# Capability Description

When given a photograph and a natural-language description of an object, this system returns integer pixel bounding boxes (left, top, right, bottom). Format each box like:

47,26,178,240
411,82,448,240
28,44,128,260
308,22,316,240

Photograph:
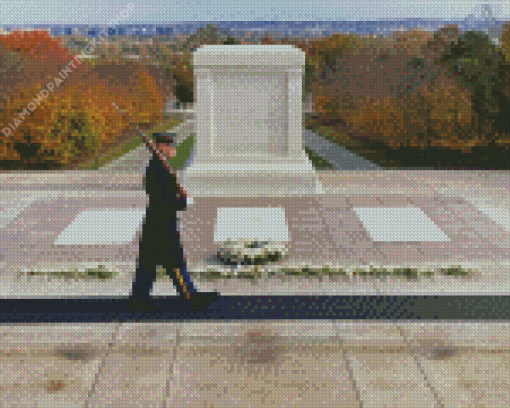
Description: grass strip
75,116,185,170
15,264,479,282
16,265,119,282
194,264,477,282
304,146,335,169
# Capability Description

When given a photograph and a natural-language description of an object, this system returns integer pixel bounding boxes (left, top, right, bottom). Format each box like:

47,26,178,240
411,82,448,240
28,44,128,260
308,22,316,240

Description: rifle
140,132,173,173
113,102,189,200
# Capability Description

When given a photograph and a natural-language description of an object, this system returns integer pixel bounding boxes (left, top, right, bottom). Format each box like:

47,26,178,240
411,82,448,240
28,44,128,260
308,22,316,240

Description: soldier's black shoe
129,298,159,313
185,292,220,310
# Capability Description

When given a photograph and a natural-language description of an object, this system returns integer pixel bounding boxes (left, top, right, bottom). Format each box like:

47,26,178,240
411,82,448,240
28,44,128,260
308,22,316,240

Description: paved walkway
0,321,509,407
0,170,508,298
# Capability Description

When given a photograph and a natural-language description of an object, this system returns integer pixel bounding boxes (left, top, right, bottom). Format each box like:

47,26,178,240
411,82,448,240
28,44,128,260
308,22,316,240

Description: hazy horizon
2,0,509,25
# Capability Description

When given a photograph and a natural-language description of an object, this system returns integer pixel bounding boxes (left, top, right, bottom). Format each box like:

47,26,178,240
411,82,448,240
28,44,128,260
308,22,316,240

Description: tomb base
182,160,323,197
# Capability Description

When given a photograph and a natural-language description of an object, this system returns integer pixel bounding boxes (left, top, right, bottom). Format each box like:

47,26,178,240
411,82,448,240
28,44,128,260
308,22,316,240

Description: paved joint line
396,325,445,405
85,322,123,407
340,337,365,408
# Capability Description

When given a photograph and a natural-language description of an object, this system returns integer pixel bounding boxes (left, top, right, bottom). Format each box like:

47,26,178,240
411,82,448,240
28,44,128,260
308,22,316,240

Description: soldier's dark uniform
130,133,198,300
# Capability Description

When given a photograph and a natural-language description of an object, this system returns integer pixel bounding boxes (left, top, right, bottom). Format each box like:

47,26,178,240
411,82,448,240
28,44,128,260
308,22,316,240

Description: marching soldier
129,132,219,312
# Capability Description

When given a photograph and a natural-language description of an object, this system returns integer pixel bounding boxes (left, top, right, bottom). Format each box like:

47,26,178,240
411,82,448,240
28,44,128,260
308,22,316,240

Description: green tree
223,36,238,45
501,22,510,64
439,30,503,100
182,24,219,52
12,129,42,164
439,30,505,138
490,22,510,137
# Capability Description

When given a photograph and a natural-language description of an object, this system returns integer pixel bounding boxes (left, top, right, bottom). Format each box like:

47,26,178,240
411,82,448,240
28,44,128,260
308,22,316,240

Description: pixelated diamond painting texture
0,0,509,406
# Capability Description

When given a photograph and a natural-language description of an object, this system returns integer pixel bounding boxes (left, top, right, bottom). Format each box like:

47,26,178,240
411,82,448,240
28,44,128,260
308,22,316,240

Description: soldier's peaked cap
152,132,176,143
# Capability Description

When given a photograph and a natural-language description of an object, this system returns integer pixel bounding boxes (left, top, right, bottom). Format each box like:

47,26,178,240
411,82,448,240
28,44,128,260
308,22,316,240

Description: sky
2,0,509,25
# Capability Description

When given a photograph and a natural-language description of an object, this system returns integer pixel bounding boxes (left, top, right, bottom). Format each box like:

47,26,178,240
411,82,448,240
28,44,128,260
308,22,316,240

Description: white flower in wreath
217,239,288,267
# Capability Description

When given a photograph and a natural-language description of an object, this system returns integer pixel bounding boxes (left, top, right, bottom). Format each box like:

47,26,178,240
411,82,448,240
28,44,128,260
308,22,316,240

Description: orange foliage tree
0,29,75,64
395,82,476,152
304,34,359,99
0,29,165,167
1,69,164,166
0,83,45,162
311,79,476,153
392,28,435,58
307,33,359,67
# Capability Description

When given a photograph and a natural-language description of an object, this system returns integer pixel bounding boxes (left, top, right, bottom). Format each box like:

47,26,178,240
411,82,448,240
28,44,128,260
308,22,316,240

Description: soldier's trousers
131,241,198,299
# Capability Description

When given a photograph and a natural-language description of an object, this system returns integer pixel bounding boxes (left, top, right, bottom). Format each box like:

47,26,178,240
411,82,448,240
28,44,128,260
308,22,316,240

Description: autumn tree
305,34,359,102
423,24,461,63
0,29,75,64
1,68,163,168
310,73,476,153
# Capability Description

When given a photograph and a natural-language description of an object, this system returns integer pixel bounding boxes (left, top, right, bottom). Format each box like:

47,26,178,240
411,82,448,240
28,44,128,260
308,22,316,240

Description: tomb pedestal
182,45,322,197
